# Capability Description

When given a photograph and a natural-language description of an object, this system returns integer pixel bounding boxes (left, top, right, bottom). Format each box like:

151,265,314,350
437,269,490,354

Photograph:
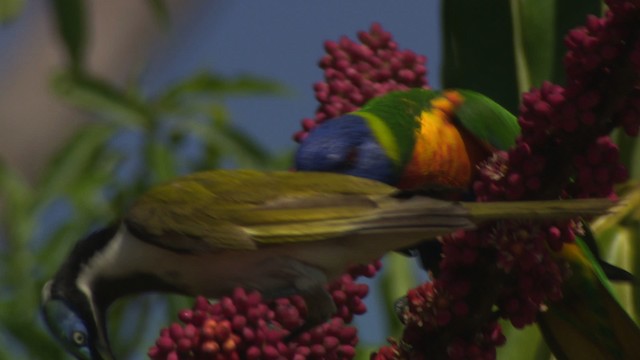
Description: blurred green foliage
0,3,287,359
2,1,640,359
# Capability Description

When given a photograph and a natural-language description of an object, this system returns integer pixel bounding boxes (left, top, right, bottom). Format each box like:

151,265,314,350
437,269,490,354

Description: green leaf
177,118,272,168
442,0,519,113
51,0,86,71
147,0,170,27
354,346,378,360
512,0,555,91
2,316,68,359
263,149,294,171
380,253,418,337
146,139,178,183
52,72,153,127
156,72,286,111
0,0,25,23
498,321,551,360
36,124,116,205
513,0,601,89
216,124,271,164
613,129,640,180
0,160,33,227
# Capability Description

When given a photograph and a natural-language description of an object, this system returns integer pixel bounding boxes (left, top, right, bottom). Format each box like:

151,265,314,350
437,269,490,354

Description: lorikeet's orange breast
397,110,491,191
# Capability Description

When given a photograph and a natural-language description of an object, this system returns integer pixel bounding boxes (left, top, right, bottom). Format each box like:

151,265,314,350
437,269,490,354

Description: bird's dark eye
72,331,87,346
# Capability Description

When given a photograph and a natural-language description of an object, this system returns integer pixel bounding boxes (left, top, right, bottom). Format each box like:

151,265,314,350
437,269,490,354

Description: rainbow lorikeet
294,88,640,358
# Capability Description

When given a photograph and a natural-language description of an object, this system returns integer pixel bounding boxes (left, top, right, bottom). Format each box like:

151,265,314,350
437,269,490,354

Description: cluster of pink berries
293,22,428,142
573,136,628,198
148,289,359,360
149,261,380,359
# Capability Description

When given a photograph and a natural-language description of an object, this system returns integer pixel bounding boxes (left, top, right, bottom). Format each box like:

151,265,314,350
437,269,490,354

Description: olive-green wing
124,170,400,252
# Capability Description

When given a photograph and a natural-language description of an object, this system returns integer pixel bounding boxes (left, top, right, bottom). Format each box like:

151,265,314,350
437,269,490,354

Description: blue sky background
142,1,441,153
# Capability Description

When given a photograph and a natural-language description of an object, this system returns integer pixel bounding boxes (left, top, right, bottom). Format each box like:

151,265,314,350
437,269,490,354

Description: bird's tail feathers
463,198,613,223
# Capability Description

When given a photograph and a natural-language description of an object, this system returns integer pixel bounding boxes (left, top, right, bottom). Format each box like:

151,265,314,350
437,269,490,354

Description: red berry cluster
444,322,506,360
293,23,428,142
573,136,628,198
492,222,573,328
148,289,358,360
149,263,380,359
374,2,640,358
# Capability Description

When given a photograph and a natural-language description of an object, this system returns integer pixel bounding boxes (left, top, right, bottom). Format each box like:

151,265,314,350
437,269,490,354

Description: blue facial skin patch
295,115,398,184
42,299,92,360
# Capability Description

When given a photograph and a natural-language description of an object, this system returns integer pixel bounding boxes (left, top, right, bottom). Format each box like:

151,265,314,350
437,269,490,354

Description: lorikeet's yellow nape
397,91,494,190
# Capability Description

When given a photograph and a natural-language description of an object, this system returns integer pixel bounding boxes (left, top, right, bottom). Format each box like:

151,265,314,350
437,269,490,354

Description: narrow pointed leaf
36,124,116,204
52,72,152,127
51,0,86,71
156,72,286,110
442,0,519,113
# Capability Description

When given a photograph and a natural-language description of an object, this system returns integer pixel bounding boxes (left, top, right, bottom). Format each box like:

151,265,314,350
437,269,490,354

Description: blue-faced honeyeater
40,169,611,359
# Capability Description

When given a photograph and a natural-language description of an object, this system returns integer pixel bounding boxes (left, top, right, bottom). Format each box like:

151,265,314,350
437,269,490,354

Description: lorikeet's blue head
295,115,398,184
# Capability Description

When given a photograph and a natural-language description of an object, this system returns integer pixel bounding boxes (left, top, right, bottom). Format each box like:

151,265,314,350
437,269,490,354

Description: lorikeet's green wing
538,239,640,359
454,89,521,151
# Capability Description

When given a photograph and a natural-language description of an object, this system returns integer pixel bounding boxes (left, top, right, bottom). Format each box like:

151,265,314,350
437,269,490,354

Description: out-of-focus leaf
38,215,104,274
515,0,601,89
146,139,178,183
109,296,155,358
156,72,286,111
216,124,271,164
599,225,638,321
354,346,377,360
147,0,170,27
613,129,640,180
591,182,640,234
592,183,640,322
179,119,271,168
51,0,86,71
498,321,551,360
36,124,116,205
52,72,152,127
264,150,294,171
514,0,555,91
0,0,25,23
442,0,519,113
2,317,67,360
0,159,33,228
380,253,418,337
